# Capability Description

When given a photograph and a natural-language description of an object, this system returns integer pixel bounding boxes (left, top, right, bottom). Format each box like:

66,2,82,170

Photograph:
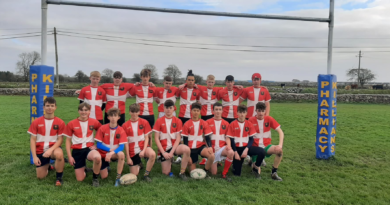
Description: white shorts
213,146,226,163
158,112,176,118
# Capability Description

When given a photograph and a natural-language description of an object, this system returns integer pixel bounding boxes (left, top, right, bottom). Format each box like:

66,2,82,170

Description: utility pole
54,27,59,89
357,50,362,87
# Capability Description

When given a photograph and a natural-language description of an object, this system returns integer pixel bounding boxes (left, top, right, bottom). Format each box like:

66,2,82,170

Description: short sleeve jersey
176,87,201,118
206,118,230,152
226,120,256,148
153,116,183,151
240,86,271,118
154,87,178,112
248,116,280,148
78,85,107,120
95,124,127,157
217,87,243,119
197,85,223,116
129,85,156,116
27,116,66,155
181,119,212,149
63,118,102,149
122,118,152,157
100,83,134,114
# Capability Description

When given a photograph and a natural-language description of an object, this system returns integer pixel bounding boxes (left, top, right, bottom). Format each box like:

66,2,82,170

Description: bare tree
194,74,203,84
163,64,182,84
15,51,41,82
132,73,141,83
101,68,114,83
75,70,88,82
143,64,159,83
347,68,376,87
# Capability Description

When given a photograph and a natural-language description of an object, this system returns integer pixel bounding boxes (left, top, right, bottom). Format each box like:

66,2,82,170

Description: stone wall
1,88,389,104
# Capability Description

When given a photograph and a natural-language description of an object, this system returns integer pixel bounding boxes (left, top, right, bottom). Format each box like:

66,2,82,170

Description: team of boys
28,69,285,187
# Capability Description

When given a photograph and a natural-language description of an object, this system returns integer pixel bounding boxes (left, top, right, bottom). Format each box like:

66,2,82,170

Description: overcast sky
1,0,389,82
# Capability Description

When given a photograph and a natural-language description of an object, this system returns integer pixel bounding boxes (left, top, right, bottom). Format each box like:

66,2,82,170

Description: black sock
93,173,99,179
252,167,258,173
204,168,209,173
272,167,278,174
56,172,63,179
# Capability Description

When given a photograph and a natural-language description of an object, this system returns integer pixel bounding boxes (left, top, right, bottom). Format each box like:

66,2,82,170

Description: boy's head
43,97,57,114
78,102,91,118
206,75,215,89
186,70,195,87
237,104,247,120
213,102,223,118
190,102,201,119
225,75,235,89
113,71,123,85
107,108,121,123
255,102,266,119
140,68,151,83
164,99,175,116
129,103,140,118
252,73,262,87
90,71,101,86
163,76,173,89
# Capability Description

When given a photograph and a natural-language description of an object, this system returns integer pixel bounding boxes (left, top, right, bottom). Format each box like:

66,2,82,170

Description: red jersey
154,87,178,112
218,87,243,119
27,116,66,155
181,119,212,149
95,124,127,158
176,87,201,118
248,116,280,148
226,120,256,148
129,85,156,116
100,83,134,114
78,85,107,120
206,118,230,152
197,85,223,116
122,118,152,157
64,118,102,149
240,86,271,118
153,116,183,151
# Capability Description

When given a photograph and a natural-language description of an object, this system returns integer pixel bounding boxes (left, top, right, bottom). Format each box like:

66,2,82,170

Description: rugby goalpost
34,0,336,161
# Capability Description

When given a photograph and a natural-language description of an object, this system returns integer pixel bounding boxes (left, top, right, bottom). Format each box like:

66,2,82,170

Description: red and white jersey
248,116,280,148
181,119,212,149
129,85,156,116
153,116,183,151
78,85,107,120
197,85,223,116
218,87,243,119
95,124,127,157
176,87,201,118
122,118,152,157
154,87,178,112
240,86,271,118
101,83,134,114
64,118,102,149
206,118,230,152
27,116,66,155
226,120,256,148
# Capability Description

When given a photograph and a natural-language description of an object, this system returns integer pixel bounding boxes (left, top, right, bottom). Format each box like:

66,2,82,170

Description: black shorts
190,145,206,163
71,148,91,169
129,154,142,166
104,113,126,126
36,154,53,168
201,115,214,121
100,158,118,170
139,115,155,129
160,148,178,162
179,117,191,125
223,118,236,124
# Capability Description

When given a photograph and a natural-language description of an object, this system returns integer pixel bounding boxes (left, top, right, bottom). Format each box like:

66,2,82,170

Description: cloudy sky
1,0,389,82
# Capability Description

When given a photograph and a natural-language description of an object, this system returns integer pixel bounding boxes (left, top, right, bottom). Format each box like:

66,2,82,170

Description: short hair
237,104,247,113
107,108,120,117
164,76,173,82
225,75,234,82
256,102,266,111
213,102,222,110
164,99,175,108
140,68,151,77
113,71,123,78
78,102,91,111
44,97,56,106
186,70,195,79
191,102,202,110
90,71,101,78
207,75,215,81
129,103,140,113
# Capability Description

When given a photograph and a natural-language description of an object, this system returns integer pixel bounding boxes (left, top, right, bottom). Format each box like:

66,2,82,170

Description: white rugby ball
120,173,137,185
190,168,206,179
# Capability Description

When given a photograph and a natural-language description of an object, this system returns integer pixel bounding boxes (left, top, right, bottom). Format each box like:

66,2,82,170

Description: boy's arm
276,128,284,148
171,132,181,154
154,132,165,154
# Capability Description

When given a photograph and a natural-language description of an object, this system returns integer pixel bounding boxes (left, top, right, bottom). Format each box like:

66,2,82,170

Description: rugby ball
190,168,206,179
120,173,137,185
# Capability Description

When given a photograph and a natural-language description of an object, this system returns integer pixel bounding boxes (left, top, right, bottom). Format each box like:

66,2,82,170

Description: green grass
0,96,389,204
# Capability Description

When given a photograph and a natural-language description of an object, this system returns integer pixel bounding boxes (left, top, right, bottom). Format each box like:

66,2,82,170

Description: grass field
0,96,389,204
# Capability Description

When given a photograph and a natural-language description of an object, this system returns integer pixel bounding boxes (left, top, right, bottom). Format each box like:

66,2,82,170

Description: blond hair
140,68,151,77
90,71,101,78
207,75,215,81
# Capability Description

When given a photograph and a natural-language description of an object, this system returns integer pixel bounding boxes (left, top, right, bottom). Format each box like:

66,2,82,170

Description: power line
57,33,390,53
0,28,40,30
0,31,52,36
0,34,53,40
57,30,390,49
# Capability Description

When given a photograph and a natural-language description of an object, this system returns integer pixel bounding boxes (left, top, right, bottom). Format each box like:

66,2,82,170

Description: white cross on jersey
189,121,203,149
212,120,225,150
235,122,247,147
36,119,57,152
159,118,174,149
83,87,102,119
128,121,145,154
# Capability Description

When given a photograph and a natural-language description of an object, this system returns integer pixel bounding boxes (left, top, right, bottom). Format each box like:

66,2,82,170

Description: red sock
222,157,233,175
